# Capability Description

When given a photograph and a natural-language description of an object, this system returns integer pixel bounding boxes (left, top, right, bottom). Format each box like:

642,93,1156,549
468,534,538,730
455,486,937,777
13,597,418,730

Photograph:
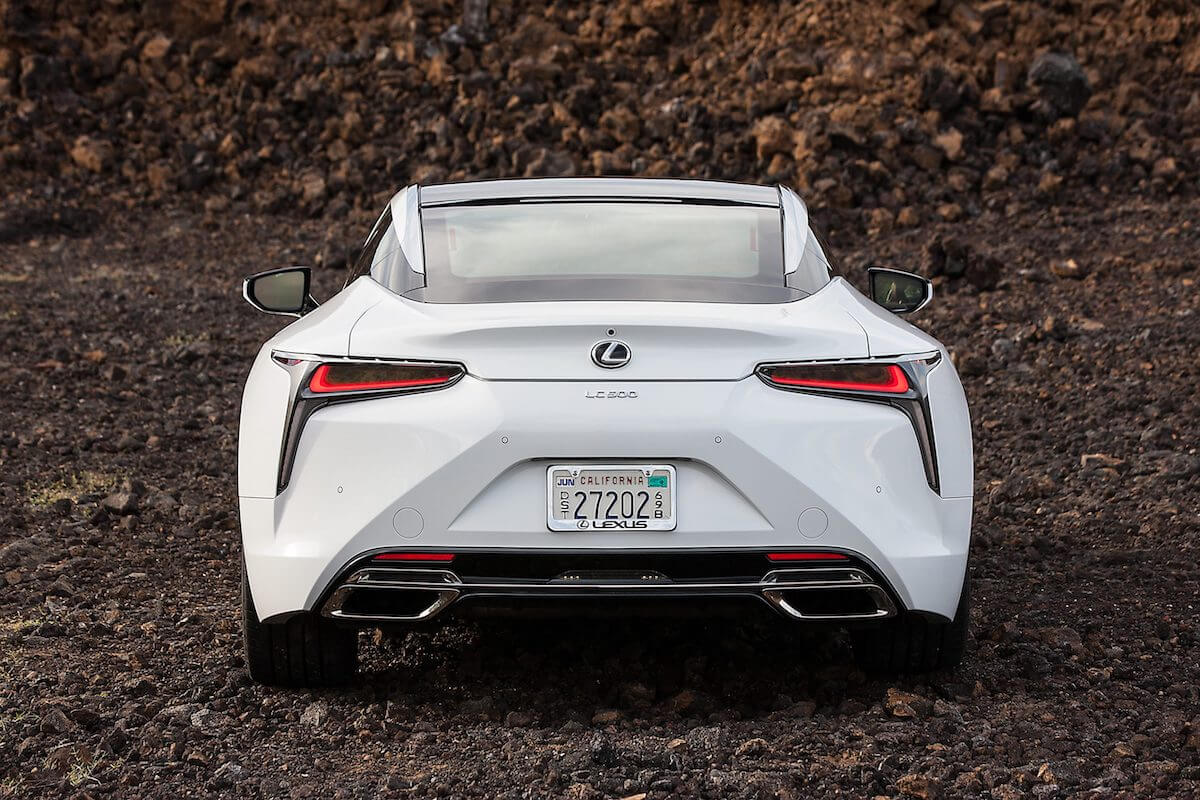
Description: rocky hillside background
2,0,1198,240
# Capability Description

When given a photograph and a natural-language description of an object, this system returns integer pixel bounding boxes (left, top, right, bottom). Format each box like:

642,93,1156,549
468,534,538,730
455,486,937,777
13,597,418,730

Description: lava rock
1050,258,1089,279
70,137,114,174
885,688,933,718
0,539,46,569
1028,52,1092,118
19,54,66,96
300,702,329,727
101,492,139,515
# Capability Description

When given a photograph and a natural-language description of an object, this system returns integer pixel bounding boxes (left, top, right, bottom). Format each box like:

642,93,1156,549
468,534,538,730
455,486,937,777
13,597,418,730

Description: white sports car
237,178,973,686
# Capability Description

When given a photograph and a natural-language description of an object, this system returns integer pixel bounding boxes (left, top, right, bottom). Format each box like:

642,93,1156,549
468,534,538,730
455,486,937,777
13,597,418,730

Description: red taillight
373,553,455,562
759,363,909,394
308,362,463,394
767,552,850,562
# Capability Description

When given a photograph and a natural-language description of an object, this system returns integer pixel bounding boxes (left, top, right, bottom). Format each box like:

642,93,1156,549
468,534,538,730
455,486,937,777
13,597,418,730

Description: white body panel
346,277,870,380
238,276,973,622
237,280,383,498
926,354,974,499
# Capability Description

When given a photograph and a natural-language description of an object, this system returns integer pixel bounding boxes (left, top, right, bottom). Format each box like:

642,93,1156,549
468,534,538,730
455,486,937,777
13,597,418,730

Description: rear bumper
240,375,972,621
317,551,899,625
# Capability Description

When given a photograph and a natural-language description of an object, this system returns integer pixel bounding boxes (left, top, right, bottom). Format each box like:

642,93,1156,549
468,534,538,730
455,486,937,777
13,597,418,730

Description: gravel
0,195,1195,798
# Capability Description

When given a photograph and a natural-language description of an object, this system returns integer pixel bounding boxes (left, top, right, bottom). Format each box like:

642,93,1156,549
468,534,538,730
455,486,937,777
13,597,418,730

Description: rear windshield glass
408,202,805,303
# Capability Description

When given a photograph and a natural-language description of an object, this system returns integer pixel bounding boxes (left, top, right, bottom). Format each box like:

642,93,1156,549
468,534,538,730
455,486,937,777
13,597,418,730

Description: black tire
242,563,357,687
851,574,969,674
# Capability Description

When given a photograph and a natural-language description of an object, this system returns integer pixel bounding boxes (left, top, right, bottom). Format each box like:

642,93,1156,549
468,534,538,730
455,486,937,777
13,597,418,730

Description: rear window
408,202,804,303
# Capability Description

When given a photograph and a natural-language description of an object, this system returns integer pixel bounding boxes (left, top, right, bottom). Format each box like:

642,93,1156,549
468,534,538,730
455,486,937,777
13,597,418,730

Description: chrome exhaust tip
321,569,460,622
761,568,897,620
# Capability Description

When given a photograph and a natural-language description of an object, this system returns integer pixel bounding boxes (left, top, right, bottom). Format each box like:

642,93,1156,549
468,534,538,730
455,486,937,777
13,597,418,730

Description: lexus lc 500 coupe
237,178,972,686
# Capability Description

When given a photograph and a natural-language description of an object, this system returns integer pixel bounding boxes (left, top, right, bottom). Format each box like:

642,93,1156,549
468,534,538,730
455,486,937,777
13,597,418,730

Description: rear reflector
767,552,850,562
373,553,455,562
309,362,463,394
759,363,909,394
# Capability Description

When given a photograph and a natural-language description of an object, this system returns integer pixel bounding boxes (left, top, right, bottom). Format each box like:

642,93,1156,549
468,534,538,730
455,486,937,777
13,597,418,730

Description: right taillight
757,362,910,394
757,357,941,494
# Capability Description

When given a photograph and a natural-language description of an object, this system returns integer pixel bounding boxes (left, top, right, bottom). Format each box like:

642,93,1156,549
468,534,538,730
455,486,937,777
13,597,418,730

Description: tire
242,563,357,687
851,574,969,674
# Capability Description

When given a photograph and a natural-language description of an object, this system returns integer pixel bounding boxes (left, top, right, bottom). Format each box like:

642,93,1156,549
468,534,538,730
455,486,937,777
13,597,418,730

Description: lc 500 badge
585,390,638,398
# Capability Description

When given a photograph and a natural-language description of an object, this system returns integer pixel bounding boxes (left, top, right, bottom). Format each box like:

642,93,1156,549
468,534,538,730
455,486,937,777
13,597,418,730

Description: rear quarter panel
237,279,384,498
927,357,974,499
238,345,292,498
826,278,973,498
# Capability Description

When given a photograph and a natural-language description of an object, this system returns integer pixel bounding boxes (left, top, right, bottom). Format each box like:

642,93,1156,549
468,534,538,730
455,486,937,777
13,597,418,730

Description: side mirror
242,267,315,316
868,267,932,314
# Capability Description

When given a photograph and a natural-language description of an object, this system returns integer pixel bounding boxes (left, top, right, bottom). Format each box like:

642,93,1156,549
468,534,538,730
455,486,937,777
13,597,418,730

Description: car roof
419,177,781,208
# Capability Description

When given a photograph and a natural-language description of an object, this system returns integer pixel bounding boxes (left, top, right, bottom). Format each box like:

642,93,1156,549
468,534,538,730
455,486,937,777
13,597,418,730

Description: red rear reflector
309,362,461,393
373,553,455,562
767,552,849,562
760,363,909,394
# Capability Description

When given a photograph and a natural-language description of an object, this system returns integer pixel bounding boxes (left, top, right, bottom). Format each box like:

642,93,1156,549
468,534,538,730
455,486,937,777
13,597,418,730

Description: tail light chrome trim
756,355,942,493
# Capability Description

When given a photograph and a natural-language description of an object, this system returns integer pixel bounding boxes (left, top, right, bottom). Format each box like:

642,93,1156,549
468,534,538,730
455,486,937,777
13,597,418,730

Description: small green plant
27,470,114,508
163,331,210,348
0,710,29,733
69,263,132,284
0,617,41,634
0,776,28,797
67,755,105,789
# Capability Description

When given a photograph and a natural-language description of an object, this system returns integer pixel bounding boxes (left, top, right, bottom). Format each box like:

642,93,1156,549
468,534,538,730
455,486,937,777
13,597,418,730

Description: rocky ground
0,196,1196,799
2,0,1200,798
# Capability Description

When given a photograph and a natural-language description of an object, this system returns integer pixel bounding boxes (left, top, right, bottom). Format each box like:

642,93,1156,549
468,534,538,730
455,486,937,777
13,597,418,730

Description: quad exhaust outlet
320,564,898,623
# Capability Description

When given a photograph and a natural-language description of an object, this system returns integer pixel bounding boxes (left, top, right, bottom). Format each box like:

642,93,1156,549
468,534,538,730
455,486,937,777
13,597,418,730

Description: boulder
1028,52,1091,118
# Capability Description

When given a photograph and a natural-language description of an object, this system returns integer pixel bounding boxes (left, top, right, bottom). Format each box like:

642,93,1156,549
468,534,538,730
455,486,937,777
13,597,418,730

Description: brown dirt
1,1,1199,798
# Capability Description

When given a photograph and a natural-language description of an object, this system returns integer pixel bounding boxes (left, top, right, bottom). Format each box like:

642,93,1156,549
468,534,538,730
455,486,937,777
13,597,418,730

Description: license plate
547,464,676,531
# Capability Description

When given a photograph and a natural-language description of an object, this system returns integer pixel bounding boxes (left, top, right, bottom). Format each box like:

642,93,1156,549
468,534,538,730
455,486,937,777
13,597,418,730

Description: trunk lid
347,279,868,380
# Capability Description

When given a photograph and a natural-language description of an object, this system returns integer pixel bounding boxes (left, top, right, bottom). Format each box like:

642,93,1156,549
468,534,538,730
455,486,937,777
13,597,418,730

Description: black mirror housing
868,267,932,314
243,267,315,316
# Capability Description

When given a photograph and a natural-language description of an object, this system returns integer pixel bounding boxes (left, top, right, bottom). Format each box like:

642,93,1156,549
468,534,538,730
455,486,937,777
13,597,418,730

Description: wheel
242,562,358,687
851,574,969,674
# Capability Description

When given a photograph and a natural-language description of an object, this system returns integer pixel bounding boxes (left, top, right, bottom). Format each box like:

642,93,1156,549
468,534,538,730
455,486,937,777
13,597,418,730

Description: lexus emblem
591,340,631,369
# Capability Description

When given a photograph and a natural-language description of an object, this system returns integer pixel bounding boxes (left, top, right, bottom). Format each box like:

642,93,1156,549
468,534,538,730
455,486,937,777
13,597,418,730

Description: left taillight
269,356,466,494
757,362,910,395
308,362,463,394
